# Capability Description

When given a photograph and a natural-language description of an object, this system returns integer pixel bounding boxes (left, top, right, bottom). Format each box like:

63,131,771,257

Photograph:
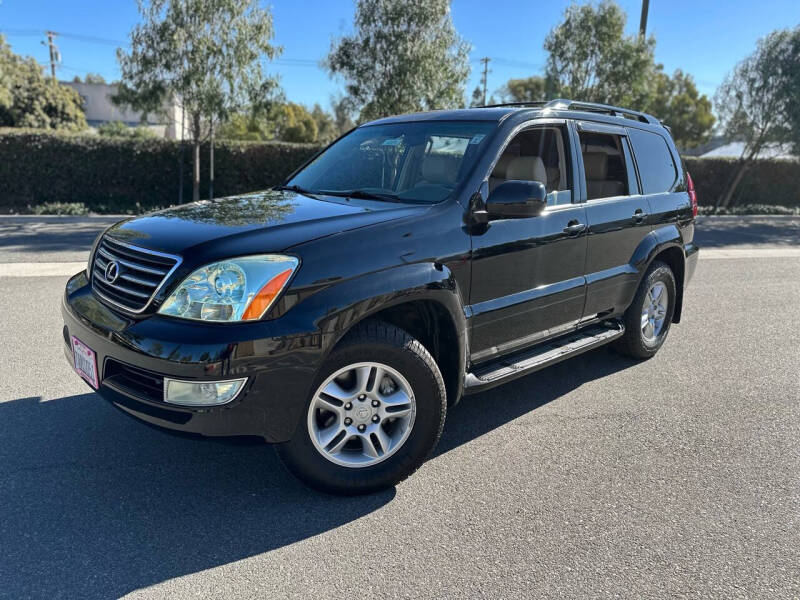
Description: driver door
468,122,588,364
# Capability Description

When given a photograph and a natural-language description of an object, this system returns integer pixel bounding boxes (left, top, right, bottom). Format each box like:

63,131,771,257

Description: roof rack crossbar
473,99,659,125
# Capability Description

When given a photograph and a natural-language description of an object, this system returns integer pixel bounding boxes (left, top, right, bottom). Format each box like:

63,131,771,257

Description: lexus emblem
104,260,120,283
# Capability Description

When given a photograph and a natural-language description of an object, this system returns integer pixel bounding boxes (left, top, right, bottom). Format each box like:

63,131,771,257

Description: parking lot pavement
0,216,798,599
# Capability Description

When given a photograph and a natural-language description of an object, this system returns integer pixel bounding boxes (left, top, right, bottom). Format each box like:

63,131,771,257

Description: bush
697,204,800,216
0,128,322,213
2,128,799,214
97,121,156,139
684,156,800,208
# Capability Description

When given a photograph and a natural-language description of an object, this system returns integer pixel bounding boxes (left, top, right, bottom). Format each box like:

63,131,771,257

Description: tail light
687,172,698,217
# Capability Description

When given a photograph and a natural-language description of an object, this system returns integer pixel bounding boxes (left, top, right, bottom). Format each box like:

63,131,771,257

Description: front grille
91,236,181,313
103,359,164,404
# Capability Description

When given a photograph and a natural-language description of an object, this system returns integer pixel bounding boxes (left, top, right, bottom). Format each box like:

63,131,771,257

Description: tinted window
288,121,494,204
628,128,677,194
490,126,573,206
578,131,629,200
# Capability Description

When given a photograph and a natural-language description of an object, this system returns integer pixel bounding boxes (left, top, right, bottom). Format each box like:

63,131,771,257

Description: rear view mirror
486,180,547,219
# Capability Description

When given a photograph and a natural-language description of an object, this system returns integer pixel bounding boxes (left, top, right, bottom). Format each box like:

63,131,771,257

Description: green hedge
0,128,322,213
2,129,799,212
684,156,800,208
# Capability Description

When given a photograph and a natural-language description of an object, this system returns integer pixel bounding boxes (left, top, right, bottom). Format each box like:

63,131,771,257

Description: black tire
614,260,676,359
276,320,447,495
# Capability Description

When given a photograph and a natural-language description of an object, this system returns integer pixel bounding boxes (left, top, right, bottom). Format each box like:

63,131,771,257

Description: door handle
632,208,648,223
563,222,586,235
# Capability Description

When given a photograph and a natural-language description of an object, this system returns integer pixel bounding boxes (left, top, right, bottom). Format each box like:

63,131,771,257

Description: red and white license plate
71,336,99,389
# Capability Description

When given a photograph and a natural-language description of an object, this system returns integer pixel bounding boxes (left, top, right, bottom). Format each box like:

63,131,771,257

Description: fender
275,259,469,401
627,225,687,321
309,261,467,349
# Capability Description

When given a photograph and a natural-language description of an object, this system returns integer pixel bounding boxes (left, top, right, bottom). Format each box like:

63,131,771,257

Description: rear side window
578,131,629,200
628,128,678,194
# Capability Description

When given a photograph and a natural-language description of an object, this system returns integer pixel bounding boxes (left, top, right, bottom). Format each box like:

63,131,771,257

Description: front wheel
614,260,676,359
276,321,447,495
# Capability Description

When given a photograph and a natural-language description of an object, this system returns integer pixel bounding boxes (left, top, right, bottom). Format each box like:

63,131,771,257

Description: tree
116,0,280,201
469,85,483,107
275,103,318,143
541,1,714,148
218,102,327,143
327,0,470,122
499,76,546,103
544,0,656,107
774,27,800,157
74,73,107,85
217,111,273,141
0,35,87,131
647,69,714,150
714,29,797,207
310,104,338,143
331,95,355,133
97,120,155,138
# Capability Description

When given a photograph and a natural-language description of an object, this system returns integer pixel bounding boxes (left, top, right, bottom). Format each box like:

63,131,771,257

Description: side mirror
486,180,547,219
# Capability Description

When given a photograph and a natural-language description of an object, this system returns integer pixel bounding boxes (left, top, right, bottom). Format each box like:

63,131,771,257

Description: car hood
105,190,428,256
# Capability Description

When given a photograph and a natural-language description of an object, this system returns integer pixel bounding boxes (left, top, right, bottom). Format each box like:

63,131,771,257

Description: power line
1,28,125,46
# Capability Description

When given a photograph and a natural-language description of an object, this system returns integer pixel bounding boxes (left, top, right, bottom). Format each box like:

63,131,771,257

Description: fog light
163,377,247,406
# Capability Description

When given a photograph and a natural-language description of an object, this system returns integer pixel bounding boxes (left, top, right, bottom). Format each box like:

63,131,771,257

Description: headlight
158,255,298,322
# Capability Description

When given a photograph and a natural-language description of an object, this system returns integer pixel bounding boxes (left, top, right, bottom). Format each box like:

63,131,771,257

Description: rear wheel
614,260,676,359
276,320,447,495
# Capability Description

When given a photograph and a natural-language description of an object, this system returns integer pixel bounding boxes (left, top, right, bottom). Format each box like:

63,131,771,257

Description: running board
463,322,625,394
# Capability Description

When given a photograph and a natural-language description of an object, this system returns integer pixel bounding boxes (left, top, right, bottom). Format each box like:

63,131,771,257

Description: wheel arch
631,227,687,323
313,263,469,407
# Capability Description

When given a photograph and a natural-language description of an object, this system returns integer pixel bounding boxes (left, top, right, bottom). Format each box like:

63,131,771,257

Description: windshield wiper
273,184,321,199
318,189,404,203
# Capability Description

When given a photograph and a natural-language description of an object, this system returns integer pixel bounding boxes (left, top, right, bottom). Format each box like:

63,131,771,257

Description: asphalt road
0,216,798,599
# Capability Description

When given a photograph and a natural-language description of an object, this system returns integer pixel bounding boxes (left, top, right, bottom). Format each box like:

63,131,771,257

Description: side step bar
463,322,625,395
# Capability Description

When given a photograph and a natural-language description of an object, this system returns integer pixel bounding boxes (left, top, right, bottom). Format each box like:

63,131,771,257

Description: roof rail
474,99,660,125
544,99,660,125
479,101,549,109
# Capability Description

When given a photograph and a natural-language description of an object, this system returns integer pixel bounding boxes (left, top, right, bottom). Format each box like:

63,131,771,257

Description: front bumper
62,271,326,442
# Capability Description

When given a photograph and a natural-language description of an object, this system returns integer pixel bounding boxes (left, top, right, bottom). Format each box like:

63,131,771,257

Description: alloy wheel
641,282,668,342
307,362,416,468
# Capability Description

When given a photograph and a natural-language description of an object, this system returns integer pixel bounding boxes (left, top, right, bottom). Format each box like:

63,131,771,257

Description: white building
63,81,185,140
699,141,795,160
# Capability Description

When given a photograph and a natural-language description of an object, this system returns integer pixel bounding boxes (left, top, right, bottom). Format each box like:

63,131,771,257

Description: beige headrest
505,156,547,183
583,153,608,179
491,153,516,178
422,155,457,184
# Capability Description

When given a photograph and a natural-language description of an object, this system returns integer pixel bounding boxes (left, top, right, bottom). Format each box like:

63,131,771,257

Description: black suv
63,99,699,494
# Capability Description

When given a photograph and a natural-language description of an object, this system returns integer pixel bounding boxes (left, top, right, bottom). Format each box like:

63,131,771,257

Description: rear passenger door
626,126,692,231
574,121,652,321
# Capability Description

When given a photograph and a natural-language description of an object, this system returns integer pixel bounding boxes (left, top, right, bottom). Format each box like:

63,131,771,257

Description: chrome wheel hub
641,282,668,342
307,362,416,468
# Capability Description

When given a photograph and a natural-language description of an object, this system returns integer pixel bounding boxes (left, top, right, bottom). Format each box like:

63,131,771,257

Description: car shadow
0,346,636,598
436,346,639,456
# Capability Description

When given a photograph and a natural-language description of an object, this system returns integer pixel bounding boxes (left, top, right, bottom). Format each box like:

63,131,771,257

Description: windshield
287,121,495,204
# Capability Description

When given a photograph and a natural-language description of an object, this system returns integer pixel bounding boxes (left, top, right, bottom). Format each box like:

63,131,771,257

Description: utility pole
43,31,60,79
639,0,650,37
480,57,491,106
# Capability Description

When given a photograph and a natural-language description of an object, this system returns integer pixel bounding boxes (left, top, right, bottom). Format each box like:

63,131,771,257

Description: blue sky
2,0,799,111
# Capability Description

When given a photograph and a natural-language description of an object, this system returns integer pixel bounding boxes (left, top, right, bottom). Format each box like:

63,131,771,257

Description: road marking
700,248,800,259
0,262,86,277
